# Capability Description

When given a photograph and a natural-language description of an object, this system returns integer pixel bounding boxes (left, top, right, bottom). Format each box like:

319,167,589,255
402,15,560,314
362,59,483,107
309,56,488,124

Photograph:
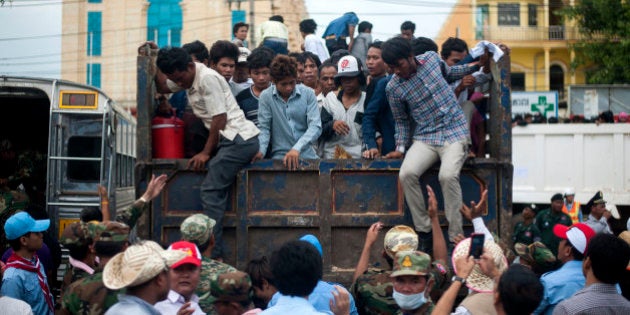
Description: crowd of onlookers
513,110,629,127
2,10,629,315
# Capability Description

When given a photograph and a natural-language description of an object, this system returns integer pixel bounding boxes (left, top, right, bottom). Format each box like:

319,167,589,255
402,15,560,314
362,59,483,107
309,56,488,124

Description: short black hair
246,256,275,289
299,19,317,34
94,240,126,258
270,55,297,81
233,22,249,35
588,233,630,284
441,37,469,60
270,240,322,297
381,37,412,65
182,40,210,64
368,40,382,50
8,232,31,251
248,46,275,70
209,40,239,65
302,51,322,68
329,49,350,65
411,37,438,55
269,15,284,23
80,207,102,223
318,61,336,76
498,264,543,315
358,21,373,33
65,241,92,261
401,21,416,32
157,47,192,74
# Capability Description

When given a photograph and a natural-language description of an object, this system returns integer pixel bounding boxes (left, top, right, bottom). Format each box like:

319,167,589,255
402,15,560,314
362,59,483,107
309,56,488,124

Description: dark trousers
200,134,259,259
326,37,348,55
262,38,288,55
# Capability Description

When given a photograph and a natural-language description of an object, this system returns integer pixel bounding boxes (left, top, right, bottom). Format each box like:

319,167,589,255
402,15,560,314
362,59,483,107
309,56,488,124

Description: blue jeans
201,134,259,258
262,38,288,55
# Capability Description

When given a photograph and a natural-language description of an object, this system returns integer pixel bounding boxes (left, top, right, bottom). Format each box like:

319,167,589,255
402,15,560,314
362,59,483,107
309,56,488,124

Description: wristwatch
452,276,466,284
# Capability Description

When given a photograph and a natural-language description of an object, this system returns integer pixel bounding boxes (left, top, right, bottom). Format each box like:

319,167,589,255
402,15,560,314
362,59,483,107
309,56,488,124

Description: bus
0,76,136,265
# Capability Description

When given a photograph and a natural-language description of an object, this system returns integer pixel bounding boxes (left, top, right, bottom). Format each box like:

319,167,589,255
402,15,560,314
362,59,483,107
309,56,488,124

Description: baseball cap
390,250,431,277
335,55,362,78
383,225,418,259
238,47,251,63
60,221,94,247
168,241,202,269
211,271,253,303
4,211,50,240
180,214,216,245
553,223,595,254
299,234,323,257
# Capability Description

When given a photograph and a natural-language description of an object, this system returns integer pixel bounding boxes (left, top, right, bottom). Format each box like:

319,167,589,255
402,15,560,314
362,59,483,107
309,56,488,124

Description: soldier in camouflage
113,174,168,229
351,186,451,315
180,213,237,314
514,241,559,277
211,271,262,314
58,221,130,315
59,221,98,295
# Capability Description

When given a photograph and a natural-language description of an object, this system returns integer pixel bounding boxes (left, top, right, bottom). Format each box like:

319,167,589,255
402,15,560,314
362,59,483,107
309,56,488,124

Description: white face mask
392,288,427,310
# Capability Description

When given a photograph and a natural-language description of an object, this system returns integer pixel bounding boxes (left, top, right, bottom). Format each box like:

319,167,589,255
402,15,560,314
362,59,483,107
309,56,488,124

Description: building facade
61,0,307,108
436,0,589,106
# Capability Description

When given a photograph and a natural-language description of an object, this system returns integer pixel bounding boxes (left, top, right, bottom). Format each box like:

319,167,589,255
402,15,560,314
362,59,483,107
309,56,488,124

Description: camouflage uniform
58,221,130,315
60,222,97,295
514,241,558,276
180,213,238,314
114,200,148,229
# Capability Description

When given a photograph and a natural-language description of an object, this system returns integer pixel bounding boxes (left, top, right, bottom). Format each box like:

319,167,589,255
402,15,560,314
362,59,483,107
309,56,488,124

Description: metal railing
478,25,603,41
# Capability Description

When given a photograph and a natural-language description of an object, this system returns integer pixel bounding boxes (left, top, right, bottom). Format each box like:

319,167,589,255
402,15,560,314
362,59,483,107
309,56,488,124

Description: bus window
67,136,101,181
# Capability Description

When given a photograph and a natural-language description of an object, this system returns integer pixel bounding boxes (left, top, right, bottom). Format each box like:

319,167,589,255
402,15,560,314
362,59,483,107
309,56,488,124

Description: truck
512,123,630,227
132,53,514,285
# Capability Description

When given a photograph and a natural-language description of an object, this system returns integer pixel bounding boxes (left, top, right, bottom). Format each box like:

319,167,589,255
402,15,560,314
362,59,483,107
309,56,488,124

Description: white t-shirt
320,91,365,159
304,34,330,63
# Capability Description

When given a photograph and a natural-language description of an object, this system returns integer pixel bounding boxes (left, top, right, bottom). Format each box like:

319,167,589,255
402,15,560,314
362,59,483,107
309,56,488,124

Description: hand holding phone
469,233,485,259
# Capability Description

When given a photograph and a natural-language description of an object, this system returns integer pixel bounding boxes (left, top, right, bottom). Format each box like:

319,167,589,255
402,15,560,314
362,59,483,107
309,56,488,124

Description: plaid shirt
386,51,475,149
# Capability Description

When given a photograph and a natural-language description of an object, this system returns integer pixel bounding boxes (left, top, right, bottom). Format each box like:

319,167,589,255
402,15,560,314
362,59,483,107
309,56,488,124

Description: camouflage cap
384,225,418,259
88,221,130,243
391,250,431,277
180,214,216,244
60,221,94,247
211,271,252,303
514,242,556,268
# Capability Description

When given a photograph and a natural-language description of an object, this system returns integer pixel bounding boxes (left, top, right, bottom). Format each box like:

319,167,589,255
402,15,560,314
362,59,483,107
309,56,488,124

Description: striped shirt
553,283,630,315
386,51,474,149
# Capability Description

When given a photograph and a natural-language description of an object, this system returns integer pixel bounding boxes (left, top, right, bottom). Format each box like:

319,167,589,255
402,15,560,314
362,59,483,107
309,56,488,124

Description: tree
560,0,630,84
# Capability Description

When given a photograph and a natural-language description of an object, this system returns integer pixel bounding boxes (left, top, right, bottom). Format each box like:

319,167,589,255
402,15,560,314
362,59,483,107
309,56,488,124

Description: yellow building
436,0,589,104
61,0,307,108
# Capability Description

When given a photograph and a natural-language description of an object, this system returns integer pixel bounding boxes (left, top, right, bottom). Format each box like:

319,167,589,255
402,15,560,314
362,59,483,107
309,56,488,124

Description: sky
0,0,456,78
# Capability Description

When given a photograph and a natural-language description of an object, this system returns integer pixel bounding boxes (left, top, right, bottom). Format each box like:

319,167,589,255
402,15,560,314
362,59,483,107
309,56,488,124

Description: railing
478,25,603,42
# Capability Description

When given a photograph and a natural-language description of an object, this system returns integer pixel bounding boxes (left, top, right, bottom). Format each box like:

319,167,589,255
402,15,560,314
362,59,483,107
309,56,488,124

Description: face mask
392,288,427,310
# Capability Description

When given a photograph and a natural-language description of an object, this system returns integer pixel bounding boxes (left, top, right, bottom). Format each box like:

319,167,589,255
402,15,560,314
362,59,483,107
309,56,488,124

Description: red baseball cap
167,241,202,269
553,223,595,254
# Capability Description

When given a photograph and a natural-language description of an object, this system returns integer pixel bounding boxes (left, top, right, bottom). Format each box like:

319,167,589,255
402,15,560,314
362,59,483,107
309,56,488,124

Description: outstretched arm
427,186,447,264
431,255,476,315
460,189,493,242
352,222,383,283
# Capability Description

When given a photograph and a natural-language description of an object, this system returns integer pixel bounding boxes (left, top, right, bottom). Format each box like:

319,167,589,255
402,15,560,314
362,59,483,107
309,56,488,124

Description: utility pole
249,0,256,47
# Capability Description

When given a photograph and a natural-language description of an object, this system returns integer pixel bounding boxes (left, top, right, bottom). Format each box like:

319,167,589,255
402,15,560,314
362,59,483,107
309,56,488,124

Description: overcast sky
0,0,455,78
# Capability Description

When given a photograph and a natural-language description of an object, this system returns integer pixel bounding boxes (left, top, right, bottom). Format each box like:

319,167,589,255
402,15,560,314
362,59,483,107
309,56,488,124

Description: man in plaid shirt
381,37,483,245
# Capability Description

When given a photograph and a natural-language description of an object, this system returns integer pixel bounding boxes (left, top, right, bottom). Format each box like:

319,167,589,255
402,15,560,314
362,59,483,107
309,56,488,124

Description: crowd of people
512,110,629,126
2,11,629,315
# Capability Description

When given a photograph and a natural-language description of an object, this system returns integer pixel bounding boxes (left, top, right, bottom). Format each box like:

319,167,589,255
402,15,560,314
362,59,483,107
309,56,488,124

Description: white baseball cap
238,47,251,63
335,55,362,78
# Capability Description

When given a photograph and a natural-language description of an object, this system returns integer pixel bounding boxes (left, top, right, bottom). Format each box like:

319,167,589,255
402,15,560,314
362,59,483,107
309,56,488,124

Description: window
68,136,101,181
498,3,520,26
147,0,183,47
475,4,490,40
86,63,101,88
528,4,538,26
87,11,102,56
512,73,525,91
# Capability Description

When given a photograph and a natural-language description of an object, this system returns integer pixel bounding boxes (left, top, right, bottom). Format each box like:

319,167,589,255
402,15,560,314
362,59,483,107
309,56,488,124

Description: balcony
477,25,597,42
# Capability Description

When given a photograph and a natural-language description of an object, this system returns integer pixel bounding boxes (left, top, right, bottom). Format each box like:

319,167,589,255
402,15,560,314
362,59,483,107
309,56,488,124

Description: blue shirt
105,294,161,315
257,83,321,159
362,75,395,155
264,293,328,315
1,261,53,315
267,281,358,315
534,260,585,315
386,51,476,149
322,12,359,38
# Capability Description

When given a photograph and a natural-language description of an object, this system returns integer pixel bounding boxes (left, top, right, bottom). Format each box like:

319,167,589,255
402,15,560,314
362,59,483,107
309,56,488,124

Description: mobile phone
469,233,485,259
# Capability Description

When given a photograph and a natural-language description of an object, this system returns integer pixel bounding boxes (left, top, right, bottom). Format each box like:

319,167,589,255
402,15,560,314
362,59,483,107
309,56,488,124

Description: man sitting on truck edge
142,42,260,261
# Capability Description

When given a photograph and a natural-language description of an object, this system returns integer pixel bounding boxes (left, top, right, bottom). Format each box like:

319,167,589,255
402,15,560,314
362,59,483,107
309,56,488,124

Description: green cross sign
531,96,555,117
